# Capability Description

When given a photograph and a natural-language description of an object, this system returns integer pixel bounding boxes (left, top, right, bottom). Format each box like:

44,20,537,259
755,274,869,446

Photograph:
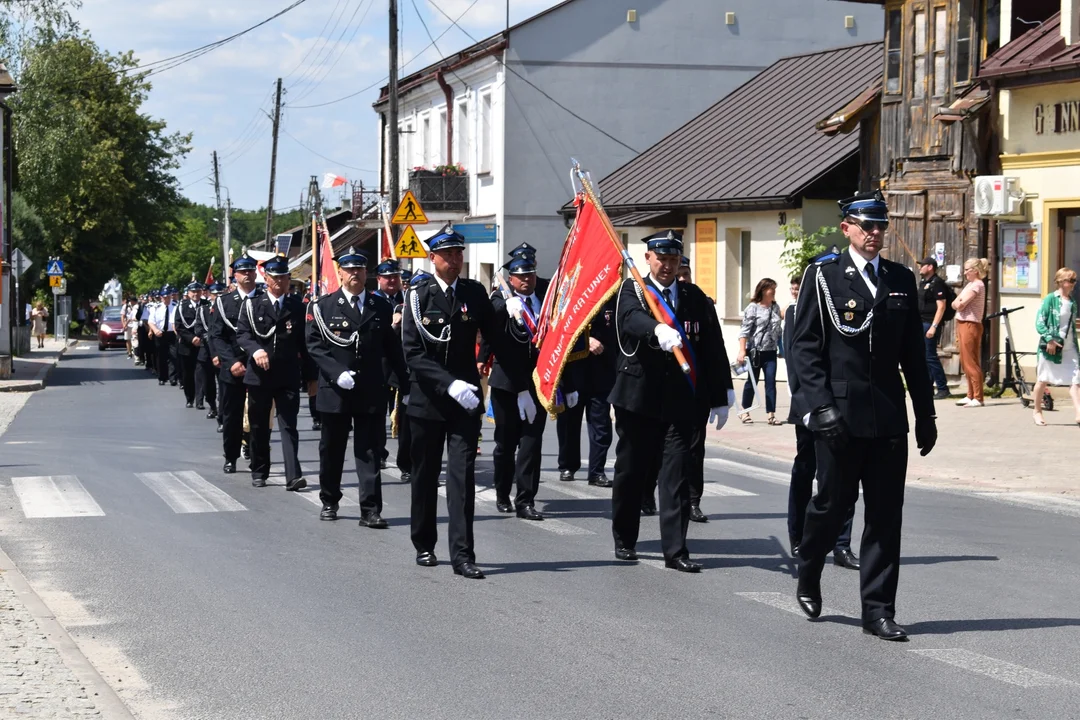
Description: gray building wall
502,0,883,270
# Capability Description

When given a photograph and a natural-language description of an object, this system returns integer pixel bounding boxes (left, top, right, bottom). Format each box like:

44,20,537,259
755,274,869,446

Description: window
932,7,947,96
913,9,927,99
438,110,447,165
885,8,902,94
479,92,492,174
955,0,973,84
740,231,752,305
455,100,469,169
983,0,1000,58
400,122,413,187
421,115,431,166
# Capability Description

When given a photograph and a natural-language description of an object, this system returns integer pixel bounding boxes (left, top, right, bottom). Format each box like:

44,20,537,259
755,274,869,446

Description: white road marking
291,487,361,507
136,471,246,514
736,591,856,618
543,481,602,501
909,649,1078,688
436,486,595,535
5,441,43,445
127,446,154,450
706,457,790,485
12,476,105,518
701,484,758,497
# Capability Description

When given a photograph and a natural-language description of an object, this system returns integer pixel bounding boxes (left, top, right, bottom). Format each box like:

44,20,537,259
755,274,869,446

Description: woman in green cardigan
1032,267,1080,427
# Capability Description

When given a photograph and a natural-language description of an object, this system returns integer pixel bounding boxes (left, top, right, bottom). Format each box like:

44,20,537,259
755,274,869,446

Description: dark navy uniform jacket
209,288,262,385
236,293,309,389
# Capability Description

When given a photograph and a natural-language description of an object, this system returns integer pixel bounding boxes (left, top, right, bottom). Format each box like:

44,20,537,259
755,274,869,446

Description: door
927,187,968,349
886,190,927,263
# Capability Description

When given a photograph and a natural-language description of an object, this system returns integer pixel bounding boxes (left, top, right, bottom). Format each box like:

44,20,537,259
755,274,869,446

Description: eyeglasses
855,220,889,234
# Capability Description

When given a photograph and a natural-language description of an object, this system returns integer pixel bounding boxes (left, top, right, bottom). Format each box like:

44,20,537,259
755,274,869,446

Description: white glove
654,323,683,352
517,390,537,423
401,394,409,406
505,296,526,321
336,371,356,390
727,389,736,408
448,380,480,410
565,391,579,409
709,406,730,431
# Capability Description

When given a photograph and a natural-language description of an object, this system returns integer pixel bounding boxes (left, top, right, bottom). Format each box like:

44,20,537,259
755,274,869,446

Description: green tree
12,31,190,301
778,223,839,281
127,216,218,292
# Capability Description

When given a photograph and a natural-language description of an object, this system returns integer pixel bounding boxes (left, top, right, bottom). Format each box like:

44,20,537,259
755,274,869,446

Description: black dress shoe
641,503,657,517
665,556,702,573
516,505,544,521
285,477,307,492
252,477,267,488
241,443,250,460
863,618,909,641
320,505,338,521
185,401,194,408
415,551,437,567
400,472,411,483
311,419,322,431
559,470,574,482
796,583,822,619
495,499,514,514
614,547,638,561
222,461,236,474
170,380,178,386
689,504,708,523
833,548,860,570
934,388,950,400
195,403,205,410
158,380,166,386
453,562,485,579
216,424,223,433
587,474,612,487
358,512,388,529
206,409,217,419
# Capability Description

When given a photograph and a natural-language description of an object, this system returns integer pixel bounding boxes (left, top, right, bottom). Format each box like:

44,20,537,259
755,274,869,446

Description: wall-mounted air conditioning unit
973,175,1025,217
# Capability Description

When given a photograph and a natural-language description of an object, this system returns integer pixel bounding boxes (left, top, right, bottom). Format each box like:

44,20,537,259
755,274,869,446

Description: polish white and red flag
322,173,348,189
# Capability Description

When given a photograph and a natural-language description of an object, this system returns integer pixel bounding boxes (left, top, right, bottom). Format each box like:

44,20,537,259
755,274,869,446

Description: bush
779,223,837,280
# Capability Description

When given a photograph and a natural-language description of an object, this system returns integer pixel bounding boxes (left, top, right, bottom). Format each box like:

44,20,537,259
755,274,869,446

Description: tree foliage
12,31,191,300
779,223,838,281
127,215,219,292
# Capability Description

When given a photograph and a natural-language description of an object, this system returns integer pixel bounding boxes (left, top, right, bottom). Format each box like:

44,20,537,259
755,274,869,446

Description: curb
0,341,77,393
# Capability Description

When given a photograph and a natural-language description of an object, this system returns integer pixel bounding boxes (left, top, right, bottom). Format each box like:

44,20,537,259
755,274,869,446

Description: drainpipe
436,69,454,165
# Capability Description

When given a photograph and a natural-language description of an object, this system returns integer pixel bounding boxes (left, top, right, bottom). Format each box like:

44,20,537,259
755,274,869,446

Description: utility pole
265,77,283,246
388,0,399,242
211,150,222,249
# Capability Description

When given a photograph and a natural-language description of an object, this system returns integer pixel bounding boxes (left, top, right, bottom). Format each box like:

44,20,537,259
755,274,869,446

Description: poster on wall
999,223,1041,295
694,219,717,301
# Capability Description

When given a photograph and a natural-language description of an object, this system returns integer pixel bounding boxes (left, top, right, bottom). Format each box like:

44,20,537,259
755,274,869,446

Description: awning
816,81,882,136
934,87,991,124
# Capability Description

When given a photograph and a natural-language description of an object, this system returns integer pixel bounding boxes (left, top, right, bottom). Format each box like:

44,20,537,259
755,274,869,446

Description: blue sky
74,0,560,211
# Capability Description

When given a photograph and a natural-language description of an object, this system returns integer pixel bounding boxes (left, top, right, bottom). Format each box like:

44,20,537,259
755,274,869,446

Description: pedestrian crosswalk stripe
735,591,856,619
706,458,790,485
436,486,595,536
291,486,360,508
909,649,1078,688
12,476,105,518
701,483,757,497
136,472,246,514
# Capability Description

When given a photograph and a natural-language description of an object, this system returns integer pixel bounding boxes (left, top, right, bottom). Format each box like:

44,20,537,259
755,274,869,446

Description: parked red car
97,307,127,351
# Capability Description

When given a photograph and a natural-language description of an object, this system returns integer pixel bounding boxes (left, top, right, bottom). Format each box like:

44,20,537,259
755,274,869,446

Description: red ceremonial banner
317,223,340,295
533,193,623,412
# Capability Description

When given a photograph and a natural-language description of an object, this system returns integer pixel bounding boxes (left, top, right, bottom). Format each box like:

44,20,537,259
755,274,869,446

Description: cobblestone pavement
0,580,102,718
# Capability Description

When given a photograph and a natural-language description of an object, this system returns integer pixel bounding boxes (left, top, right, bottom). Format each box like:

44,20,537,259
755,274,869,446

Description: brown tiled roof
587,42,883,213
978,13,1080,80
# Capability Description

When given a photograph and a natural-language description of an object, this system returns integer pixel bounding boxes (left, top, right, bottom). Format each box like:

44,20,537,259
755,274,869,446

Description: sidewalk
707,381,1080,498
1,338,76,392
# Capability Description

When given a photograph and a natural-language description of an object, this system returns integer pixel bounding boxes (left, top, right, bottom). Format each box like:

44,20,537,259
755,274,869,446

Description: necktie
164,304,170,332
353,295,361,313
525,296,534,314
445,285,455,308
275,298,282,314
865,262,878,288
662,288,673,310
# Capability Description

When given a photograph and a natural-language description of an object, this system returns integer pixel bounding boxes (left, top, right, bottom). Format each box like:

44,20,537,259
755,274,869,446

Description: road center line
909,649,1078,688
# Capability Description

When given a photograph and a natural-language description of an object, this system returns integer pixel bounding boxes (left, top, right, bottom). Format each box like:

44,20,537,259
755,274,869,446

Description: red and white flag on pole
533,193,623,413
204,257,215,286
322,173,348,189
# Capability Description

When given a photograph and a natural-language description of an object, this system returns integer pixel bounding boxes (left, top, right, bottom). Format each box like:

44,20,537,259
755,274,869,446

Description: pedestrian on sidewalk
1032,267,1080,427
917,257,951,400
952,258,989,408
30,302,49,349
736,278,782,425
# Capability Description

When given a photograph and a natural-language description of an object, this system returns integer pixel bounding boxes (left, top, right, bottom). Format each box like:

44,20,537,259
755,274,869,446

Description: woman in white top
1032,267,1080,427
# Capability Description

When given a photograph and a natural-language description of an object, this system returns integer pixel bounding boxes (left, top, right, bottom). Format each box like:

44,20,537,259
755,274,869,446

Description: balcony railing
408,171,469,212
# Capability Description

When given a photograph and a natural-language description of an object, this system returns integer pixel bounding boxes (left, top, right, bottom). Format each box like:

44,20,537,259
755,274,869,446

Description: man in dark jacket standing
307,248,410,527
790,192,937,640
236,255,309,491
608,230,734,572
175,282,205,409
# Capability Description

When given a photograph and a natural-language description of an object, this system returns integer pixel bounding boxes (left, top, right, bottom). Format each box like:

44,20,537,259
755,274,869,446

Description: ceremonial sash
646,286,697,392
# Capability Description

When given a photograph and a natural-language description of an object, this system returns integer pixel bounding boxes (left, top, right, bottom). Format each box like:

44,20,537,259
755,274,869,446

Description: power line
282,0,350,83
286,0,358,92
425,0,639,155
288,0,377,105
286,0,481,110
280,125,377,174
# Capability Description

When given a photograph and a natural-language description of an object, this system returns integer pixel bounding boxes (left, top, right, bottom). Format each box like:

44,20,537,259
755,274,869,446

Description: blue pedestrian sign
47,259,64,276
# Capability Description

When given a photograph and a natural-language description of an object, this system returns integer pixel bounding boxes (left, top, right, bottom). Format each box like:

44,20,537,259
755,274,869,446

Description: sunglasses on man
851,219,889,233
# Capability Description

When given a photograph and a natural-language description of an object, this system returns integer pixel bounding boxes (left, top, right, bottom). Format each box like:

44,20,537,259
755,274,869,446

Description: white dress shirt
848,245,880,296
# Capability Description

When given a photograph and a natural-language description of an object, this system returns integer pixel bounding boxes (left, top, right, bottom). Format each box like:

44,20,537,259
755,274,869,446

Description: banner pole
311,213,318,299
573,164,691,375
380,200,397,261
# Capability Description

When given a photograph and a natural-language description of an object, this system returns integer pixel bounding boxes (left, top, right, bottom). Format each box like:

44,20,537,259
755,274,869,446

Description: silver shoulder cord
244,296,277,340
814,265,874,351
177,301,198,330
409,286,451,347
216,295,237,332
197,304,210,333
310,300,359,348
616,277,641,358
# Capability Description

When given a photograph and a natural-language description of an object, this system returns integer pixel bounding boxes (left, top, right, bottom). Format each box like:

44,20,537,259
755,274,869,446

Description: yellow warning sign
391,190,428,225
395,226,428,259
49,275,64,287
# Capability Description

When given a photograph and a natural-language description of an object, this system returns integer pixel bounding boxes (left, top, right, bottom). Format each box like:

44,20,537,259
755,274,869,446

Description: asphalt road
1,345,1078,720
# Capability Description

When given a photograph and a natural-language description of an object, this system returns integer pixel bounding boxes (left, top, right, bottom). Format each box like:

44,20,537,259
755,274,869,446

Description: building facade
374,0,881,282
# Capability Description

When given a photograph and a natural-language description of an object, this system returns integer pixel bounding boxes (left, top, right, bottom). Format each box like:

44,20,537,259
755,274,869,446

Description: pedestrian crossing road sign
395,226,428,259
391,190,428,225
47,259,64,276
